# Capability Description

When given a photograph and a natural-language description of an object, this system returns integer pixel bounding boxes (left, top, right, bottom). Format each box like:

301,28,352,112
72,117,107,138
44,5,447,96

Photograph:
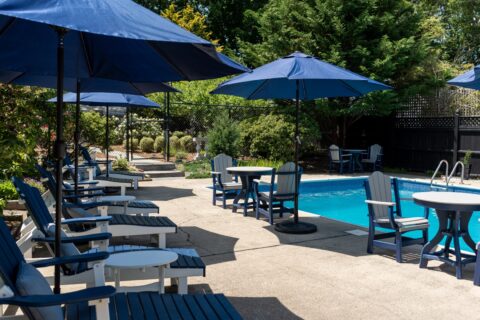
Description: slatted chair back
0,218,38,319
63,154,75,178
276,162,300,196
80,146,102,177
13,178,54,236
365,171,395,221
329,145,340,161
368,144,382,162
212,154,235,183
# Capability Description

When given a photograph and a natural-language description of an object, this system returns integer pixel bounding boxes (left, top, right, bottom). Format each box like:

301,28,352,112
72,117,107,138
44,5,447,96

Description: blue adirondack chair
211,154,242,209
364,171,429,263
253,162,301,225
63,154,99,186
328,145,352,174
0,216,242,319
36,164,161,216
13,178,204,290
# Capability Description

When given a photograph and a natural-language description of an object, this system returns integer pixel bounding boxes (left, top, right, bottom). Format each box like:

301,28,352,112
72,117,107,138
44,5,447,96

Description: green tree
239,0,453,144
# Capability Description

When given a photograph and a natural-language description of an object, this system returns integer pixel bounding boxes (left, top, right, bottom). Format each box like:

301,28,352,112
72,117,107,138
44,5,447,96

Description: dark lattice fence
389,88,480,174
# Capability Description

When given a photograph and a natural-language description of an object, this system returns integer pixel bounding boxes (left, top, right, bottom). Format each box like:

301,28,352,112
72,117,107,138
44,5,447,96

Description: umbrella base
274,220,317,234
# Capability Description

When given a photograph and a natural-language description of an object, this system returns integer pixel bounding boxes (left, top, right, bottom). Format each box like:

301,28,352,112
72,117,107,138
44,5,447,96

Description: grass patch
180,159,211,179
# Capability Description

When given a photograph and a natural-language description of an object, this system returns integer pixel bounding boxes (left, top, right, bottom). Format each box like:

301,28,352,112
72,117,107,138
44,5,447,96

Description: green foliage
238,159,285,170
239,113,321,161
0,180,18,202
179,135,195,152
112,158,130,171
0,85,50,179
207,114,240,157
463,150,473,166
154,136,164,153
123,138,139,150
169,136,181,152
80,111,106,146
175,151,188,161
139,137,155,153
172,131,186,139
24,178,46,194
181,159,211,179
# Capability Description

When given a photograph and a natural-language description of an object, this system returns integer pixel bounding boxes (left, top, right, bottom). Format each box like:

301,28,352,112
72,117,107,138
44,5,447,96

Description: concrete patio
52,173,480,319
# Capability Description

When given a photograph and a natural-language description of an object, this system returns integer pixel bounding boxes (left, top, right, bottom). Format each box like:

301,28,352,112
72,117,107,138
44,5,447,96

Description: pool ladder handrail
447,161,465,185
430,160,449,190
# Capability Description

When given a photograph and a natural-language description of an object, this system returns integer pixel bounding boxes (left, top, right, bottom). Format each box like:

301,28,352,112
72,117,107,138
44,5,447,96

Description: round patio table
105,250,178,293
343,149,366,172
413,191,479,279
226,166,273,216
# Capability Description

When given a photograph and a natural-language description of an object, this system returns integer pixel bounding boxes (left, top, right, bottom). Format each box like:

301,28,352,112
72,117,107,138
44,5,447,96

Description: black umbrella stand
275,80,317,234
53,28,67,294
74,80,80,194
105,106,110,177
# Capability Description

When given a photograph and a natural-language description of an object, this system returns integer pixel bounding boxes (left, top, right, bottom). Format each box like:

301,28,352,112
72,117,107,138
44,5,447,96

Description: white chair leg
158,234,166,248
92,298,110,320
177,277,188,294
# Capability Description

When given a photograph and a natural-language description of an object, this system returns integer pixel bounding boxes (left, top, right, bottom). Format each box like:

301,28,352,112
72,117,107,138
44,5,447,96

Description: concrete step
144,170,184,178
132,160,176,171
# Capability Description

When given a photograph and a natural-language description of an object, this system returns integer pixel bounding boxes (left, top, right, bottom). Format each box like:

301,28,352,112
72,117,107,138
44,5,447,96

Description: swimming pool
297,177,480,252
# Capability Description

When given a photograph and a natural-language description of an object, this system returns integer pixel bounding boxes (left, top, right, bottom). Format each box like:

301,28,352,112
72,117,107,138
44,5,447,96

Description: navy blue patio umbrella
448,66,480,90
0,0,246,292
49,92,169,178
212,52,392,234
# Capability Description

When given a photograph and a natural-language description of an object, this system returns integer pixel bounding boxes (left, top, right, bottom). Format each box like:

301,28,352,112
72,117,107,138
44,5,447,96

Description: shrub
175,151,188,161
239,113,321,161
139,137,155,153
113,158,130,171
172,131,186,139
169,136,181,151
24,178,46,194
80,111,106,146
207,113,240,157
123,138,139,150
463,150,473,166
0,180,18,202
154,136,164,153
179,135,195,152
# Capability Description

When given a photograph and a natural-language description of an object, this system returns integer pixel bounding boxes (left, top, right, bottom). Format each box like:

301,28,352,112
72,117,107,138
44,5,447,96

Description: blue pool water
297,177,480,252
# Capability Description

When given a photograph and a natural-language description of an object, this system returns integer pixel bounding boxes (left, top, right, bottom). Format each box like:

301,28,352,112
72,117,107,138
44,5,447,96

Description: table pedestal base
420,210,476,279
275,220,317,234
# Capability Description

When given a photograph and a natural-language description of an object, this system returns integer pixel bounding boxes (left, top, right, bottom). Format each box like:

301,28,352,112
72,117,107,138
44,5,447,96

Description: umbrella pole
106,106,110,177
74,80,80,194
126,107,129,161
274,80,317,234
54,28,67,294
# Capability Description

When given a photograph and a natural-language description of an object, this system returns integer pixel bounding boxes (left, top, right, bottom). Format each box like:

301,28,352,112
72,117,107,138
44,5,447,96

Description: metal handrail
430,160,449,189
447,161,465,185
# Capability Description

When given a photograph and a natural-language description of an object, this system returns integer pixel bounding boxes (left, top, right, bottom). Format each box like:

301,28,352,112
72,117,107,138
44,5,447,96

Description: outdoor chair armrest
62,193,102,200
32,232,112,244
211,171,221,175
77,180,99,185
65,201,112,210
30,252,110,269
365,200,395,206
0,286,115,307
61,216,112,225
341,154,352,158
253,179,269,185
64,186,105,193
93,160,112,164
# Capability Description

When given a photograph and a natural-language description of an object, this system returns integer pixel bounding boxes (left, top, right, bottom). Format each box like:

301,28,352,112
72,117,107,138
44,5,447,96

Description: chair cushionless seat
216,182,242,190
109,214,174,228
126,200,159,210
376,217,429,231
65,293,242,320
258,191,293,200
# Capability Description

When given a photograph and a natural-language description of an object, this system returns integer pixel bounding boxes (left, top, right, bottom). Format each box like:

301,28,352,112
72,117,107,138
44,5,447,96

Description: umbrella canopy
212,52,390,99
212,51,391,234
50,92,165,107
0,0,247,294
447,66,480,90
0,0,248,82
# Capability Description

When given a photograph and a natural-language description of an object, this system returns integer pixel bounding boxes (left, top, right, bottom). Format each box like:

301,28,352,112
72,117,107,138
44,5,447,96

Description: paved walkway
116,173,480,320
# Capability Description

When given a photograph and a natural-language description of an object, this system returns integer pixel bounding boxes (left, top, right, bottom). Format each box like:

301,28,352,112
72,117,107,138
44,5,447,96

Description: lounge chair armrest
365,200,395,206
62,193,102,200
30,252,110,268
211,171,221,176
77,180,99,185
64,201,111,210
64,187,105,193
0,286,115,307
61,216,112,225
341,154,352,158
253,179,269,185
32,232,112,244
